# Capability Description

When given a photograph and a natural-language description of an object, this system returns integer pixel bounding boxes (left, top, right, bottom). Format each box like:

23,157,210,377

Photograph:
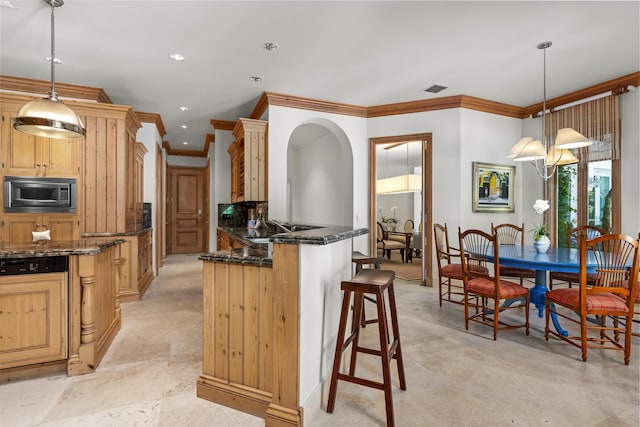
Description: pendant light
507,41,590,180
377,142,422,194
13,0,86,140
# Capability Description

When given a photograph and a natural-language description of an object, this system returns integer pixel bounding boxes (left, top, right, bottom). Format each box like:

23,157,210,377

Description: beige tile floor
1,254,638,426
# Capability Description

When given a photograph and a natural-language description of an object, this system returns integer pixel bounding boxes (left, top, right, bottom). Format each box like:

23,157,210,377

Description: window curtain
544,94,620,161
543,93,622,237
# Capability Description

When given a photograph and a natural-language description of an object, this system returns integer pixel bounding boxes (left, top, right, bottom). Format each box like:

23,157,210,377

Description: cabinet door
2,113,40,176
2,215,39,244
43,138,79,177
47,215,80,241
0,272,68,369
2,215,79,244
1,113,79,177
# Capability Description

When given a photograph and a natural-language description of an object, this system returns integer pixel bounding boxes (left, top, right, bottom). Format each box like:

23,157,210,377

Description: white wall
267,106,369,252
620,90,640,237
136,122,162,275
212,129,233,249
368,108,522,278
166,155,208,167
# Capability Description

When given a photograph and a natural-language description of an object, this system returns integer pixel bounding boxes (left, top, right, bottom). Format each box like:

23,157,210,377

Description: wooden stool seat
326,269,406,426
351,251,384,273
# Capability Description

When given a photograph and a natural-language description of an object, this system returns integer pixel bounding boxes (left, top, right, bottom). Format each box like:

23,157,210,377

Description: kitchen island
198,223,367,427
0,239,124,382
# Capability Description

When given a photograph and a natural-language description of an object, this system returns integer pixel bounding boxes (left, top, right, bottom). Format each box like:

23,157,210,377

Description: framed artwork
472,162,515,212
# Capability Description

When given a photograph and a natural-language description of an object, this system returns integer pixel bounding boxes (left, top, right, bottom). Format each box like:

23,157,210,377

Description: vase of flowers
532,199,551,253
379,206,399,231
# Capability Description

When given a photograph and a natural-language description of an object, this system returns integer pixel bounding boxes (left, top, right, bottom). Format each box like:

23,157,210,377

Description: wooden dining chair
545,233,639,364
458,228,530,340
549,225,607,290
377,221,405,263
491,223,536,286
433,223,464,306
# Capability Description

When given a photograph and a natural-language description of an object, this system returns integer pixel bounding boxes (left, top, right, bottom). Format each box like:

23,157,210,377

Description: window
548,94,620,243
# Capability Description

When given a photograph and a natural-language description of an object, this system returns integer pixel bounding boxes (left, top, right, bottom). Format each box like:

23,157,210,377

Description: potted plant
532,199,551,253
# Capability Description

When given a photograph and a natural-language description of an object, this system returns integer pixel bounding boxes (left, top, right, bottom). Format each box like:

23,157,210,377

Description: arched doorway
286,120,354,226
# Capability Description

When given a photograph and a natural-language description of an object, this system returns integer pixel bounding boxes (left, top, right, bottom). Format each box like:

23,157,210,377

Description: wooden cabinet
0,272,67,369
133,143,147,231
1,112,80,178
80,107,142,234
118,229,153,303
216,228,243,250
2,214,80,244
137,229,153,291
229,118,268,202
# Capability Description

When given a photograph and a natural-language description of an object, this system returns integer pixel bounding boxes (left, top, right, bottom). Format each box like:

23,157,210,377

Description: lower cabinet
119,229,153,303
0,272,67,369
2,214,80,244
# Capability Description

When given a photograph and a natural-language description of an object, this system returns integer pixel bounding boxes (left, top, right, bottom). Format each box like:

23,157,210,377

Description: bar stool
352,250,384,273
351,251,384,326
326,269,406,426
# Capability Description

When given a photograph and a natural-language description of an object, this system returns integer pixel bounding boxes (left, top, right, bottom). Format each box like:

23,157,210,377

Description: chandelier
13,0,86,140
377,142,422,194
506,41,591,180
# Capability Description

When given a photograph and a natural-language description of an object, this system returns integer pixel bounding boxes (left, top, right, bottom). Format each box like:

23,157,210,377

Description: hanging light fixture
376,142,422,194
507,41,591,180
13,0,86,140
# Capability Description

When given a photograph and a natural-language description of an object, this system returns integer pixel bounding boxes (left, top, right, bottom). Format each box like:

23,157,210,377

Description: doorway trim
166,164,209,254
369,133,433,286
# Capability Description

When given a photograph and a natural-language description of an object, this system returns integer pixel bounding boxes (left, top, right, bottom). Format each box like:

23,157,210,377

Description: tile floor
0,254,638,426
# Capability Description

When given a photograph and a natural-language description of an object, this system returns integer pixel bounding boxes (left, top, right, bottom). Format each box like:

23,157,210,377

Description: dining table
486,245,600,337
385,230,421,262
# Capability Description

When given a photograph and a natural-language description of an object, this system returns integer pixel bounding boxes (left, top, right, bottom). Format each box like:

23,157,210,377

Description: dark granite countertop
0,238,125,258
200,223,368,266
82,227,152,238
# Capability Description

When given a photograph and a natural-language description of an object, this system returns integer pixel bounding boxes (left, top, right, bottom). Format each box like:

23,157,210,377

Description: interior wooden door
168,166,206,254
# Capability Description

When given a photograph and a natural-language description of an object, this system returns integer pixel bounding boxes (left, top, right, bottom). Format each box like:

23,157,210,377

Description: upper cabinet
1,112,80,178
229,118,268,202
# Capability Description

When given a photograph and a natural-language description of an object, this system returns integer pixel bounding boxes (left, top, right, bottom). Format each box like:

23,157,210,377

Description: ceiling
1,1,638,154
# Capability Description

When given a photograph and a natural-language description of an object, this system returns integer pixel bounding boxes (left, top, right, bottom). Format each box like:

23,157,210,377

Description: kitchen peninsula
0,238,123,382
198,223,367,427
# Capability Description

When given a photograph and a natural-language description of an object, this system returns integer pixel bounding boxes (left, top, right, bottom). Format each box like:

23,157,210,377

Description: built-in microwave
3,176,77,213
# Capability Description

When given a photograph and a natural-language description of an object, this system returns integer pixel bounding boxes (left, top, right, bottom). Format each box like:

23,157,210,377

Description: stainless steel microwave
3,176,77,213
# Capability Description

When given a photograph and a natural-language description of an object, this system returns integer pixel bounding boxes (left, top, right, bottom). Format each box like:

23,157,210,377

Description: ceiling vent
423,84,448,94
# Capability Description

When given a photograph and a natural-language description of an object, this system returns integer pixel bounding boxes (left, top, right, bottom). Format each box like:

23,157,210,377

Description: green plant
532,223,548,240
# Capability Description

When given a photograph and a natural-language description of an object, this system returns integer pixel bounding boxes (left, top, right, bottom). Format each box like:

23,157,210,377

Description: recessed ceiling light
169,53,185,62
182,141,189,145
249,76,263,83
423,84,448,94
180,124,188,129
45,56,62,64
178,106,189,112
262,42,279,52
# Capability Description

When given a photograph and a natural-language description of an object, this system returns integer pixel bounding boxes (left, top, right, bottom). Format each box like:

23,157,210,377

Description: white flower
390,206,397,212
533,199,550,215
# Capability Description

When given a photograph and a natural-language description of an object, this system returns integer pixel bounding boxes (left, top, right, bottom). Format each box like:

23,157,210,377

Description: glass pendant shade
554,127,591,149
13,0,86,140
512,139,546,162
376,174,422,194
547,145,578,166
14,97,86,139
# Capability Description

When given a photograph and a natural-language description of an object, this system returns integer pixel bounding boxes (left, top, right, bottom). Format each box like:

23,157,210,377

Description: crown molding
136,111,167,137
210,120,236,131
521,71,640,118
162,141,207,158
368,95,524,118
261,92,368,117
0,74,113,103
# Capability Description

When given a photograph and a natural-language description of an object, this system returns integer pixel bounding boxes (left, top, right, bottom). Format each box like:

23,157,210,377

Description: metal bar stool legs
326,269,406,426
